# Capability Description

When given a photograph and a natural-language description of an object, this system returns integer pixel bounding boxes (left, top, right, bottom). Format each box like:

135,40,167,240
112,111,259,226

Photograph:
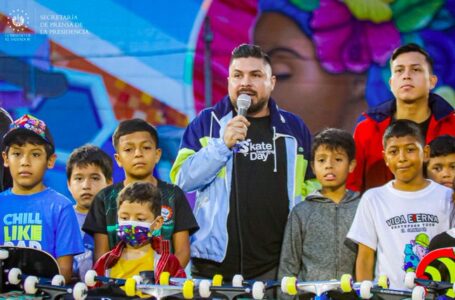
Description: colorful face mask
117,220,156,247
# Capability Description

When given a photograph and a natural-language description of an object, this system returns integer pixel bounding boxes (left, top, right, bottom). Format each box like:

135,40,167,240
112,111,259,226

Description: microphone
237,94,251,117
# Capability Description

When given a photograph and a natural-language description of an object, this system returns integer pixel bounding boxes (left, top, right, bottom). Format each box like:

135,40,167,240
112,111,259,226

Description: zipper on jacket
335,205,339,276
272,126,277,173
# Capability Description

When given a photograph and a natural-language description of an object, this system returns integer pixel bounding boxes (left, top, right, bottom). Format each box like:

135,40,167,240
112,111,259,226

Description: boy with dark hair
348,120,453,290
83,119,198,267
279,128,359,281
0,114,84,282
67,145,113,280
348,43,455,193
93,182,185,296
426,135,455,189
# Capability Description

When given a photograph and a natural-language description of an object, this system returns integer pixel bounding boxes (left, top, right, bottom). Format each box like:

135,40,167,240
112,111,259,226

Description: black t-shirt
82,180,199,250
193,116,288,279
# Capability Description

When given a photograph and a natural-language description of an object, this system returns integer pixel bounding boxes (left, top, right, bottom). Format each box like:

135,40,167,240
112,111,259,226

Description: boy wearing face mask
93,182,185,290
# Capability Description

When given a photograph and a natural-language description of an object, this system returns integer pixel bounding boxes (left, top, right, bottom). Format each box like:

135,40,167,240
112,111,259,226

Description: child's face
426,153,455,189
114,131,161,180
117,201,163,230
312,145,356,191
68,163,112,211
2,143,56,194
383,136,429,185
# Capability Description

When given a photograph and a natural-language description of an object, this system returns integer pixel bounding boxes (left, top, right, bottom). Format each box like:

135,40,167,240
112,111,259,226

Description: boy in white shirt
347,120,453,290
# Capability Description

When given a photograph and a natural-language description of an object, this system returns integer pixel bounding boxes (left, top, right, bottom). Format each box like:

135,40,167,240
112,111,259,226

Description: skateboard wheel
160,271,170,285
280,276,288,293
232,274,244,287
212,274,223,287
378,274,389,289
182,279,194,299
285,276,298,296
0,249,9,259
412,286,426,300
24,276,39,294
360,281,373,299
73,282,88,300
340,274,353,293
404,272,416,289
51,274,65,286
124,277,137,297
252,281,265,299
84,270,97,287
199,279,211,298
8,268,22,285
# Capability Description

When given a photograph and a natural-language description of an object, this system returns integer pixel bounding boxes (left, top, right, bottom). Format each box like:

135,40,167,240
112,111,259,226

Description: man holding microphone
171,44,315,280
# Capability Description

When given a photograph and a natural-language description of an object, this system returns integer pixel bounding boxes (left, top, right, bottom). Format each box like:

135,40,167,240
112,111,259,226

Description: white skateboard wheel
24,276,39,294
84,270,97,287
51,274,65,286
232,274,244,287
360,280,373,299
404,272,416,289
73,282,88,300
8,268,22,285
280,277,289,294
0,249,9,260
199,279,212,298
252,281,265,299
340,274,353,293
412,286,426,300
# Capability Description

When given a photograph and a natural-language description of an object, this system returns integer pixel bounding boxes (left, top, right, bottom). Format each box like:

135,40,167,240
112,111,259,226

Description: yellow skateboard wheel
378,275,389,289
286,276,298,296
182,280,194,299
340,274,353,293
160,271,170,285
212,274,223,287
124,277,137,297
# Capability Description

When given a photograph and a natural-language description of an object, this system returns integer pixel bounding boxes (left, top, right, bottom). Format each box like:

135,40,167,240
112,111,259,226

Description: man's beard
247,97,268,114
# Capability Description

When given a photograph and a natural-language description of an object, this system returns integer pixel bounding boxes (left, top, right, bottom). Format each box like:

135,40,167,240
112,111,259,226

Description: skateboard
404,247,455,300
124,272,268,299
0,246,88,299
281,274,356,298
354,278,413,300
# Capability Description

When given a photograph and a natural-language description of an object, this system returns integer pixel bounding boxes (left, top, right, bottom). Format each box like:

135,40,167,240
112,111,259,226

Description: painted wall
1,0,454,199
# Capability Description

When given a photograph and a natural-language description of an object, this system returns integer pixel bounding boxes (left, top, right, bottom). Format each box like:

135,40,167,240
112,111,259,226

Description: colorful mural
1,0,454,199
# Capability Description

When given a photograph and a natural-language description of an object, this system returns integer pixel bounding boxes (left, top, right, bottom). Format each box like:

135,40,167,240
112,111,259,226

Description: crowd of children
0,42,453,297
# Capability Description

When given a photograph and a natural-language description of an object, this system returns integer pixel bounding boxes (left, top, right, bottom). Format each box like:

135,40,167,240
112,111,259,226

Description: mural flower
392,0,444,32
344,0,394,23
311,0,400,73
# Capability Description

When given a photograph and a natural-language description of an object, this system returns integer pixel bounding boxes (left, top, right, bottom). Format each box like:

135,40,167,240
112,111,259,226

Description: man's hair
311,128,356,162
390,43,434,73
112,119,159,151
117,182,161,217
66,145,113,180
428,135,455,158
4,135,54,159
230,44,272,67
383,119,425,147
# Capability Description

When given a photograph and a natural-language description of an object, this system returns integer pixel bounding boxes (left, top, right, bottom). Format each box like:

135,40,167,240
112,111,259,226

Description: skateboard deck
0,246,60,293
405,247,455,299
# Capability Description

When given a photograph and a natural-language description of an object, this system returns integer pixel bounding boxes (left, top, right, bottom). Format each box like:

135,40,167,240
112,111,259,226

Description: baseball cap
2,114,55,153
